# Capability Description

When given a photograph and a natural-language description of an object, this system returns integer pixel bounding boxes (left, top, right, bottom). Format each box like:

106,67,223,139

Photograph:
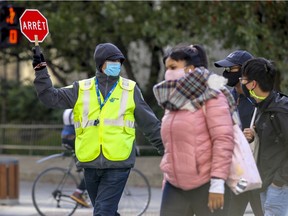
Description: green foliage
0,80,62,123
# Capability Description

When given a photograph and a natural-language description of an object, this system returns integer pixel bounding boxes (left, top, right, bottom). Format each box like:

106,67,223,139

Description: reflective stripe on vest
73,76,136,162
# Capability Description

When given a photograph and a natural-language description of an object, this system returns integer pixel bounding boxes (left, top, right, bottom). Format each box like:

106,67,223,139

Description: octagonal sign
19,9,49,43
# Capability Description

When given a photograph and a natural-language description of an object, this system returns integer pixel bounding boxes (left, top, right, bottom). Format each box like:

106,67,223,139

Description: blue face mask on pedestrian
104,62,121,76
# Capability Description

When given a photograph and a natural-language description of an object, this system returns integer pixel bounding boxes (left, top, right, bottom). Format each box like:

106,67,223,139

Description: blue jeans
260,184,288,216
84,168,130,216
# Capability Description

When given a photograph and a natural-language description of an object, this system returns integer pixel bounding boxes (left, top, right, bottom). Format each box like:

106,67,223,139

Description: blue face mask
104,62,121,76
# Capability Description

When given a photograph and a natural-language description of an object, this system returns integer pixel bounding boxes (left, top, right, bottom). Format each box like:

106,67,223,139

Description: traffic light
0,4,25,48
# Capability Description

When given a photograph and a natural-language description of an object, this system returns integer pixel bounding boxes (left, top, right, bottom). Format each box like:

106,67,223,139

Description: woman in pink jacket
153,44,236,216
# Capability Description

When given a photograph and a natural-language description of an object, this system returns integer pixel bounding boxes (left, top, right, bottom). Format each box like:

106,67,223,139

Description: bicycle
31,148,151,216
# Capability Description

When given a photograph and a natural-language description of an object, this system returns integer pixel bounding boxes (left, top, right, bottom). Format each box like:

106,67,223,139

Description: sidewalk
0,180,162,216
0,180,254,216
0,154,254,216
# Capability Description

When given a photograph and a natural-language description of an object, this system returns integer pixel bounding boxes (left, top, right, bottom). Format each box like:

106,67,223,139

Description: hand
243,128,255,143
208,192,224,213
32,47,47,71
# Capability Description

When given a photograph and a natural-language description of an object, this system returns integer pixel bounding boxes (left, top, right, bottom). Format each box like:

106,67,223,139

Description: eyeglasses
225,66,241,73
239,77,252,84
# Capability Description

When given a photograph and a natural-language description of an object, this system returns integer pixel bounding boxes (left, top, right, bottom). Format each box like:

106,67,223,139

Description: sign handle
34,35,39,46
34,35,41,56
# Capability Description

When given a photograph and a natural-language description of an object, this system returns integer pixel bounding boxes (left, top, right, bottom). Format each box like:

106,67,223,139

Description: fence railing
0,124,63,156
0,124,159,156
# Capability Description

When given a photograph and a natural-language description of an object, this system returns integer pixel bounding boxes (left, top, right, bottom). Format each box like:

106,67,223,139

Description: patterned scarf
153,67,237,116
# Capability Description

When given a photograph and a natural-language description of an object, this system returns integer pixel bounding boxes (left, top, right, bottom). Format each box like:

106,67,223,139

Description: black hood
94,43,125,72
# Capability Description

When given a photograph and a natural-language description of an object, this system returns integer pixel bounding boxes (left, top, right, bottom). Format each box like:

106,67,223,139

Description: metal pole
0,54,7,153
1,55,7,124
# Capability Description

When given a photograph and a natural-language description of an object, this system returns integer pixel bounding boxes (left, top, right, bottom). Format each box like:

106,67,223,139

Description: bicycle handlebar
36,148,75,164
36,152,66,164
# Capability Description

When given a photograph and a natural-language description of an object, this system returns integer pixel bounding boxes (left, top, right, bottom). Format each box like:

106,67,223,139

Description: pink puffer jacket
160,92,234,190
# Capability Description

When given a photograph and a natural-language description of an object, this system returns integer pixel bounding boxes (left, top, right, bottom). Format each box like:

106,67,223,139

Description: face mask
241,83,267,101
104,62,121,76
165,68,186,81
223,70,241,87
249,89,267,100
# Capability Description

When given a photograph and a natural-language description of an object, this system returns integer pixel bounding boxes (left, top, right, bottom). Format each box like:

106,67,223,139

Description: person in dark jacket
240,57,288,216
215,51,263,216
32,43,164,216
214,50,255,129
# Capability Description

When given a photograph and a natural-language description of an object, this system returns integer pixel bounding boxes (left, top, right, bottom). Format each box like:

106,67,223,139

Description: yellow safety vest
73,76,136,162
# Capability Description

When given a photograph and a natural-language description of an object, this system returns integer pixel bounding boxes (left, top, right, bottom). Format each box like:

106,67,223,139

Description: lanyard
95,78,118,110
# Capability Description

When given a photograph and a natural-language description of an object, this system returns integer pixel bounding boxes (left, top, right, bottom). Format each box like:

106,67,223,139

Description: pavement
0,155,254,215
0,180,254,216
0,180,162,216
0,155,163,216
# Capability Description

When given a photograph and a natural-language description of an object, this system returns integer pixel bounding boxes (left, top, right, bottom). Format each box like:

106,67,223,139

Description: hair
163,43,208,68
241,57,276,92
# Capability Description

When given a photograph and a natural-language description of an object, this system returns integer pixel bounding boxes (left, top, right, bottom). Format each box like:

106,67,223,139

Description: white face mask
165,68,186,81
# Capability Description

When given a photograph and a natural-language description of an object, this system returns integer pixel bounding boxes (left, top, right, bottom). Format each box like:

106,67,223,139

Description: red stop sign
19,9,49,43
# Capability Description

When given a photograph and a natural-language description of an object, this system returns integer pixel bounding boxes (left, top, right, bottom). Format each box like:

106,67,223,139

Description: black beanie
94,43,125,72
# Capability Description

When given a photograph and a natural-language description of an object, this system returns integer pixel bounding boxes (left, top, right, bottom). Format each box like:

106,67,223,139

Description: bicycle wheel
118,168,151,216
32,167,78,216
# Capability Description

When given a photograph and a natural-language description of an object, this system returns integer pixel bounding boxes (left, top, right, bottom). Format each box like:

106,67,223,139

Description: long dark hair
163,43,208,68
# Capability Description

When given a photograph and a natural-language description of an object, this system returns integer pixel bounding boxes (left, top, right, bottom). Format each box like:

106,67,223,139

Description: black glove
32,47,47,71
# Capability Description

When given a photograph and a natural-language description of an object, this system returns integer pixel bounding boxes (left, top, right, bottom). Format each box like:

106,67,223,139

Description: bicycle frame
32,151,87,216
33,151,151,216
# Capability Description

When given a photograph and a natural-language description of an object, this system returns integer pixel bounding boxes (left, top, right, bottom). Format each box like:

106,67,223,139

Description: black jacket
231,88,255,129
255,91,288,190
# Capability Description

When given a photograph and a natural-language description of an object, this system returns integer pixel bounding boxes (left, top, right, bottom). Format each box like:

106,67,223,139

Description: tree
0,80,62,123
1,1,288,123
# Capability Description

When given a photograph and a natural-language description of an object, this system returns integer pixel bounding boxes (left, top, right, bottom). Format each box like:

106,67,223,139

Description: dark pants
78,178,86,191
84,168,130,216
160,181,231,216
228,190,263,216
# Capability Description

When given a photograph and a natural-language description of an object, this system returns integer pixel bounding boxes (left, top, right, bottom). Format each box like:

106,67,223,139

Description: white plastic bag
226,124,262,195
